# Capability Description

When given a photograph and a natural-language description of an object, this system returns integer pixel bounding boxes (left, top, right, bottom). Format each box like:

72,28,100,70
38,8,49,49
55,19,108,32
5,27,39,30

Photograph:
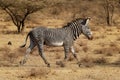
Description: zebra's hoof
47,64,50,67
19,60,26,65
77,62,81,67
78,63,81,67
19,61,23,65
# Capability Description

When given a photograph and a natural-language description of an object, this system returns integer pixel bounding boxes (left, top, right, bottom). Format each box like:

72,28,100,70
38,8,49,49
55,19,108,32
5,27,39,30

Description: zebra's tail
20,32,30,48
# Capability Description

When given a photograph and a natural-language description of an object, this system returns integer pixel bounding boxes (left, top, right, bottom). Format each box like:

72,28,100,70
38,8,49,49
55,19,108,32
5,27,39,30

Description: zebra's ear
84,17,91,26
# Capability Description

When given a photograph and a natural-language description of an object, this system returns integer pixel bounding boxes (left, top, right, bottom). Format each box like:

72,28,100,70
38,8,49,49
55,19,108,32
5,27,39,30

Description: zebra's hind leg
19,48,31,65
70,46,81,67
37,42,50,67
20,39,36,65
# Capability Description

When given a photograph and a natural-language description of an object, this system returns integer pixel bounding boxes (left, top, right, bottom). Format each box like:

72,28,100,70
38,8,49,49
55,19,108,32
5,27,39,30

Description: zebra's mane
63,18,85,28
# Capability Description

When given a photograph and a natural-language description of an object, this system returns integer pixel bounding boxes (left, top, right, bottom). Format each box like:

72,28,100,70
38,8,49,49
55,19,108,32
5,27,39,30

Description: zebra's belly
45,41,64,46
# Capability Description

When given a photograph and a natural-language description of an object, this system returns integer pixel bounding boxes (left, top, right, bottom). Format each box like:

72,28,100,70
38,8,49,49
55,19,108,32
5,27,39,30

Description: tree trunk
106,16,110,26
20,20,25,33
17,26,21,33
21,26,24,33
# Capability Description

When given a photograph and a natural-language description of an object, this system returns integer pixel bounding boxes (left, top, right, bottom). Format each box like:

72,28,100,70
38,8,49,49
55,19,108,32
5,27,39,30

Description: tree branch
4,8,18,27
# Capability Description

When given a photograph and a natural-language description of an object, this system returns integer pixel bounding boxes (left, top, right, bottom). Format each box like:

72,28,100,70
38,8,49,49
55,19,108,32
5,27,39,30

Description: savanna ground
0,0,120,80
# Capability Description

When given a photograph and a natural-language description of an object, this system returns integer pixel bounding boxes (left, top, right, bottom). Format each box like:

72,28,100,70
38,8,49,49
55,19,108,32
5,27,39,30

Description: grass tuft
93,57,107,64
80,56,94,67
94,44,120,56
20,68,50,78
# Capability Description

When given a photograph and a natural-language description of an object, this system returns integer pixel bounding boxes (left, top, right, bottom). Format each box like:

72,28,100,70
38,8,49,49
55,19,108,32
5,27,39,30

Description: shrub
93,57,107,64
82,45,89,52
94,44,120,56
55,53,61,59
20,68,51,78
80,56,94,67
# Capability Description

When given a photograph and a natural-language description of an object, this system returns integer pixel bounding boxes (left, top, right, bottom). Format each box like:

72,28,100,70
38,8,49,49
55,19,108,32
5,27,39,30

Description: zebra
20,18,93,67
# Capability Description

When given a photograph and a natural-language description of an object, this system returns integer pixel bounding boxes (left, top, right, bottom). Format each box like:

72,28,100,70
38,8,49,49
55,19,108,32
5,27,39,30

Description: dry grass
0,46,26,66
79,41,87,47
80,56,108,67
77,41,89,53
0,46,11,52
94,47,113,56
55,53,62,59
80,56,94,67
68,54,74,61
2,52,18,63
98,42,106,47
94,34,106,40
82,45,89,52
0,46,16,66
16,48,26,55
74,44,81,53
106,28,113,32
94,44,120,56
116,36,120,41
111,57,120,66
1,30,18,34
56,61,65,67
20,68,51,78
93,57,108,64
90,26,100,31
109,42,117,47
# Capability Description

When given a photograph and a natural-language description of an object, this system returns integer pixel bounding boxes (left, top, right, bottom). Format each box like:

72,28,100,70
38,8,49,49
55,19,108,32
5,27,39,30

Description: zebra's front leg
56,46,70,67
70,46,79,61
64,45,70,61
70,46,81,67
38,43,50,67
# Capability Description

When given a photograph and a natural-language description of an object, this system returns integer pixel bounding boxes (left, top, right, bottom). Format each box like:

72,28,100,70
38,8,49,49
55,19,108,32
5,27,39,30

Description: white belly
51,42,63,46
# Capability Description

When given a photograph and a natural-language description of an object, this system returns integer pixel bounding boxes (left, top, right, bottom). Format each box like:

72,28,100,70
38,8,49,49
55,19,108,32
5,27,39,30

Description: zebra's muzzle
88,35,93,40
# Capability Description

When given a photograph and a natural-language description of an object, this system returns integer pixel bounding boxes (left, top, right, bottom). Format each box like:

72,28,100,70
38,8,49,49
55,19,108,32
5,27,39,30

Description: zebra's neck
64,21,82,40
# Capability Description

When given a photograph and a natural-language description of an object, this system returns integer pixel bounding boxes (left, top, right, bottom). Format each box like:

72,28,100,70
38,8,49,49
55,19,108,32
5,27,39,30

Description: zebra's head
81,18,93,40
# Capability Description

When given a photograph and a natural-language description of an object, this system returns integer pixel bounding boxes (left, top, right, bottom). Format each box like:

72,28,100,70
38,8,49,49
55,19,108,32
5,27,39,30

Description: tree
103,0,115,26
0,0,46,33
